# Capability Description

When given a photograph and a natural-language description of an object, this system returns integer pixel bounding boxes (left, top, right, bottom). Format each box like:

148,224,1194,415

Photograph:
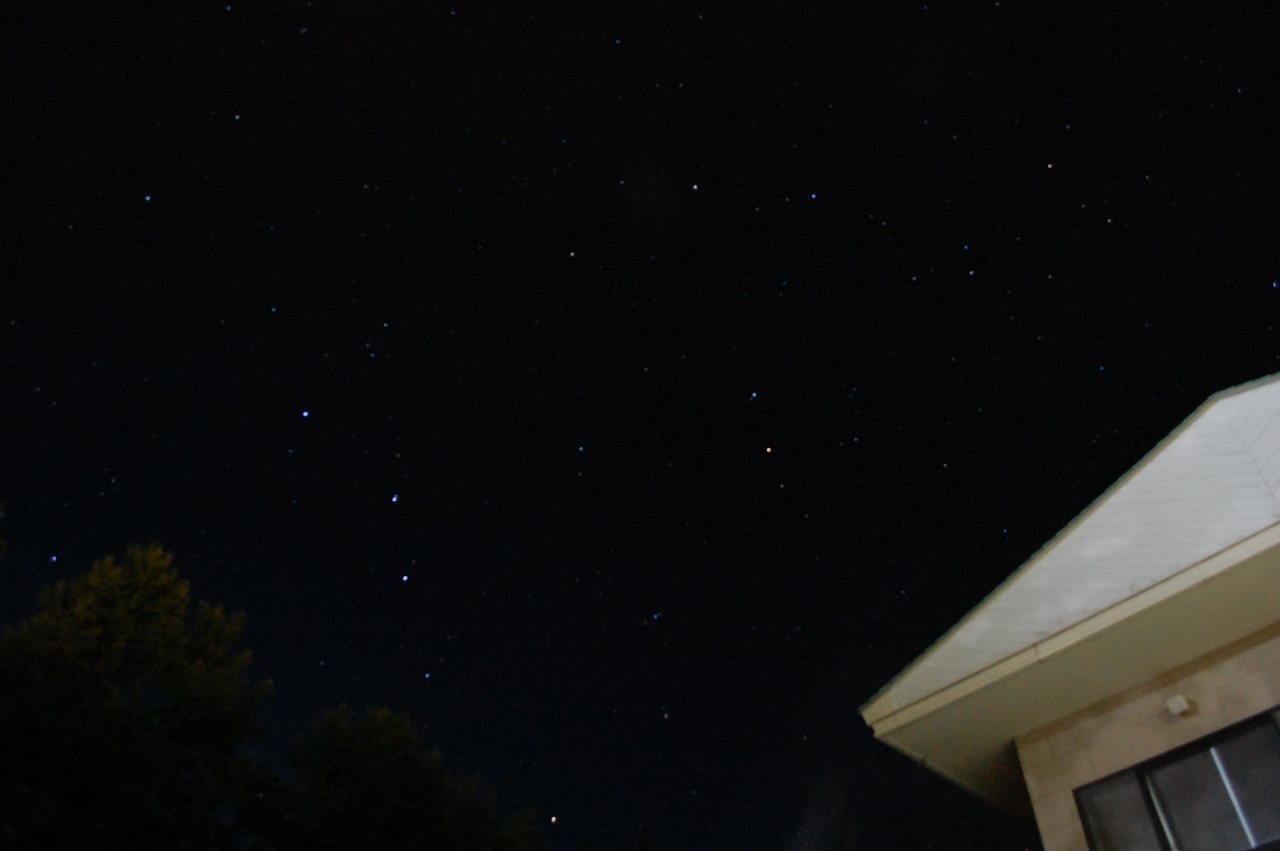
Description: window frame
1075,708,1280,851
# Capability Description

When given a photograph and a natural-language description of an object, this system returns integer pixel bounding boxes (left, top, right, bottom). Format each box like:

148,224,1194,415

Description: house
860,373,1280,851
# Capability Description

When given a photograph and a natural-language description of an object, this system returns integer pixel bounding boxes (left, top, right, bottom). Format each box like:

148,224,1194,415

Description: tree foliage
0,543,269,849
0,544,555,851
248,704,549,851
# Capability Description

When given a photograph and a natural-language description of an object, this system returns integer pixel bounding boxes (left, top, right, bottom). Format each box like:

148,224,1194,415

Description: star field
4,1,1280,849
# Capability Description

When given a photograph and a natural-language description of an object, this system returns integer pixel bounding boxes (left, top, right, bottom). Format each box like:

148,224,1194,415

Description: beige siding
1017,624,1280,851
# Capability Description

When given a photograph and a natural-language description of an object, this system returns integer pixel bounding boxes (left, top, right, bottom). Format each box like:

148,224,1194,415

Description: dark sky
3,1,1279,849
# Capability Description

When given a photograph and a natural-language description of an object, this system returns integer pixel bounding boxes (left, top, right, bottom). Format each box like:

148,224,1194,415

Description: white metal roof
865,371,1280,721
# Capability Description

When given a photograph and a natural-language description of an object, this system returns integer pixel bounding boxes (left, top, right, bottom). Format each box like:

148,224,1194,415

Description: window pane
1078,771,1165,851
1217,722,1280,845
1149,749,1249,851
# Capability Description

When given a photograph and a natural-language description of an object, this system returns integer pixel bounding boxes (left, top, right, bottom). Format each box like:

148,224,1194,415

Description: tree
1,544,553,851
251,703,550,851
0,544,270,850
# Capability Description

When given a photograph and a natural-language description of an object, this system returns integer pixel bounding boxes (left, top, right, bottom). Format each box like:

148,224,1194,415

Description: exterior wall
1015,622,1280,851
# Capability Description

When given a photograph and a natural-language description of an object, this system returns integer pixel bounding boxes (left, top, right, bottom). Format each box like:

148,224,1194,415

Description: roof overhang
860,520,1280,811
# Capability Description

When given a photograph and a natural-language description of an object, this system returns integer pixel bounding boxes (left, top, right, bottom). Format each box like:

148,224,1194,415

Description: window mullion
1143,771,1181,851
1211,745,1257,848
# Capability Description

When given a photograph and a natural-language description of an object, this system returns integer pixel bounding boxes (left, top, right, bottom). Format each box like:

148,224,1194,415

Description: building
860,373,1280,851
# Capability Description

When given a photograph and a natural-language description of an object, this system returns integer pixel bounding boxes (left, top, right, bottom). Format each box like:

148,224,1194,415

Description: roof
860,372,1280,810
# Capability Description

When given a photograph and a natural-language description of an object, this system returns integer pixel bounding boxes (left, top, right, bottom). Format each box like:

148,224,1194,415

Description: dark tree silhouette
250,704,550,851
0,543,269,849
0,545,654,851
0,545,555,851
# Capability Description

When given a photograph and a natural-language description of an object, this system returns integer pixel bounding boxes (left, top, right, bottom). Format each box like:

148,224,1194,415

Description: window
1076,712,1280,851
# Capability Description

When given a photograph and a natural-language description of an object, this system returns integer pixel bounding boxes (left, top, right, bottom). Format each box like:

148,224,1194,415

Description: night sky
3,1,1279,849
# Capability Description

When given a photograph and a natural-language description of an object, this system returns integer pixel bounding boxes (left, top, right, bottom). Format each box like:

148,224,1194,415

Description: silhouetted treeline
0,544,559,850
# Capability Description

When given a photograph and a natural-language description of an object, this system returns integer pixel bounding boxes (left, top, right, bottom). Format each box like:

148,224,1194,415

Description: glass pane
1078,771,1165,851
1217,722,1280,845
1149,749,1250,851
